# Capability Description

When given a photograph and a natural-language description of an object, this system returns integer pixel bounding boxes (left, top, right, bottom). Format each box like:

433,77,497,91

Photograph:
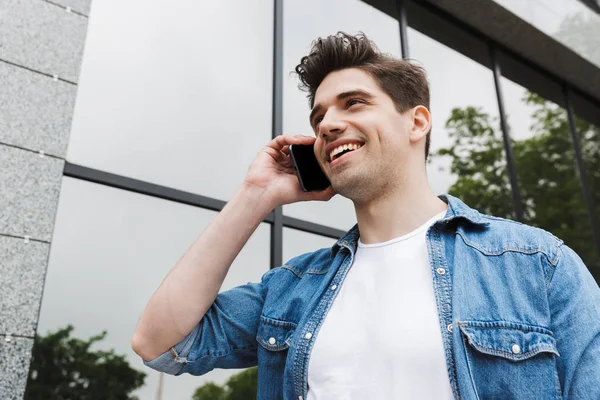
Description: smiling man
132,32,600,399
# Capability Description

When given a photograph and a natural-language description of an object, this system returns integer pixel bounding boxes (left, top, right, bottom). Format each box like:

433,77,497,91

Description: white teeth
329,143,363,161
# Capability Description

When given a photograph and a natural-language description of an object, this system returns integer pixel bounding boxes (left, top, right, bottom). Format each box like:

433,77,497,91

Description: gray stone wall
0,0,90,398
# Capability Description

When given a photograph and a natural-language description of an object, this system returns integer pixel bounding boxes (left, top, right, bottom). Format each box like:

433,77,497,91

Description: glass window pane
500,73,600,273
29,178,270,399
408,28,513,217
66,0,274,202
282,0,402,231
283,228,338,263
493,0,600,68
573,108,600,279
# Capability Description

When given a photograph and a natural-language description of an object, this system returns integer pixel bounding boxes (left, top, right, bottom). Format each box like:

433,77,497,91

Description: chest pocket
256,316,295,369
257,317,295,350
459,320,561,400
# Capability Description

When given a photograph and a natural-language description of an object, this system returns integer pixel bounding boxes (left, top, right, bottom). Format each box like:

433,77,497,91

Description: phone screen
289,144,331,192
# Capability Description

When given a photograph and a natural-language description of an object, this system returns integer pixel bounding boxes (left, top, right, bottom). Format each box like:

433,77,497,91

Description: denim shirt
143,194,600,399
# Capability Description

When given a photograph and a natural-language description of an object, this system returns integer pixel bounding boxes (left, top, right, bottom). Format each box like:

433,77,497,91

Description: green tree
555,10,600,68
436,106,514,219
192,367,257,400
25,325,146,400
433,92,600,280
192,383,226,400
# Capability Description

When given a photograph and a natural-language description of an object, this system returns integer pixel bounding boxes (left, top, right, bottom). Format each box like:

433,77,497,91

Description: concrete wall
0,0,90,398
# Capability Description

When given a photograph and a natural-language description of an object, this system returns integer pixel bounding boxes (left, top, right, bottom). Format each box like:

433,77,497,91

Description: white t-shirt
306,210,453,400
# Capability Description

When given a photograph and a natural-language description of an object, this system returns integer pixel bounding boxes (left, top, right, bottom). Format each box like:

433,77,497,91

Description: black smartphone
289,144,331,192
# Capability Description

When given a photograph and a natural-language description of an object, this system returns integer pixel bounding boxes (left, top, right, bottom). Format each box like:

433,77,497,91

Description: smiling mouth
329,143,364,162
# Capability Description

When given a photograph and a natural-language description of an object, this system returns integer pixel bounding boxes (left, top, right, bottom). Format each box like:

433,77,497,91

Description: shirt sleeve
142,267,278,376
548,243,600,399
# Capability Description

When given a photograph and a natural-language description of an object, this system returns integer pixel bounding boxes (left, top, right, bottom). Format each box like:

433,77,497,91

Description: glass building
1,0,599,398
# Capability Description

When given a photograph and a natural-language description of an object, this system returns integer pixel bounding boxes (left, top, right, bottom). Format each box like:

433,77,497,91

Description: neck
353,174,447,245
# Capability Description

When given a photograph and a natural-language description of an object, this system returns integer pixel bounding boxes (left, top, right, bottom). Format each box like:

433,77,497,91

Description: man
132,32,600,399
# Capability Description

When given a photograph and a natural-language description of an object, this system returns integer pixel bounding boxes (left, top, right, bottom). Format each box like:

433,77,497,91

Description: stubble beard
330,160,387,205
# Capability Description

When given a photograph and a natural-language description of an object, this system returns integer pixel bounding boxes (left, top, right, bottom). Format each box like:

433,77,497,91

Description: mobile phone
289,144,331,192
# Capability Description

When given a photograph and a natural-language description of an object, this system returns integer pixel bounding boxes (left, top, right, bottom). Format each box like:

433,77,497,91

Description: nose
317,111,347,141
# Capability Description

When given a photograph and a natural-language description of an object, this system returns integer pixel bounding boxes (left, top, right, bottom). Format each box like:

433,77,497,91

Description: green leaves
192,367,258,400
432,106,514,219
25,325,146,400
192,383,227,400
433,92,600,279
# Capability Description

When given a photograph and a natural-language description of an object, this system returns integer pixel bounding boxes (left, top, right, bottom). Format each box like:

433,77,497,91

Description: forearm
132,184,275,361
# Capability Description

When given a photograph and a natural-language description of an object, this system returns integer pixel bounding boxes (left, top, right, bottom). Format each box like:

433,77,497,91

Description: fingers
267,134,315,152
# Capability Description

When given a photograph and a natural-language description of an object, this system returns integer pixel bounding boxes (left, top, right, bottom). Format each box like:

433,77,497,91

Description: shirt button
268,337,276,345
331,284,337,290
436,267,446,275
305,332,313,340
447,324,453,332
512,344,521,354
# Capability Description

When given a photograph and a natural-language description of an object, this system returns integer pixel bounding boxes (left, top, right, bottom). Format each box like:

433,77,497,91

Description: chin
331,176,371,202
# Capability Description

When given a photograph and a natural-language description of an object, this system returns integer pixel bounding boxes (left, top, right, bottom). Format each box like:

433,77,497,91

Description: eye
346,98,363,108
313,99,363,129
313,115,323,129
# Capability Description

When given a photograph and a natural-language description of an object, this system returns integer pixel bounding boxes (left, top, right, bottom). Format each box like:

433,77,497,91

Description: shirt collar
331,194,489,256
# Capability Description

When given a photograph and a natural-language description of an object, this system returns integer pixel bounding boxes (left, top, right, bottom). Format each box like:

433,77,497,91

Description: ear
409,105,431,144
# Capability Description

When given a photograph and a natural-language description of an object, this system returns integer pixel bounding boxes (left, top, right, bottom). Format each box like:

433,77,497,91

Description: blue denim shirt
143,194,600,399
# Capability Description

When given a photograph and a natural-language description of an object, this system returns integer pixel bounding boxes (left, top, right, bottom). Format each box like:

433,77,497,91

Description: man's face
310,68,420,202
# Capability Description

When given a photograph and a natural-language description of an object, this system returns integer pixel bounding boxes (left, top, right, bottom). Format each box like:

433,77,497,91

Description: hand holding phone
243,135,335,208
289,143,331,192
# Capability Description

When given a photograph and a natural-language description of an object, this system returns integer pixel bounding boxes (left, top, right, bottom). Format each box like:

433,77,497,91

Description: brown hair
294,31,432,159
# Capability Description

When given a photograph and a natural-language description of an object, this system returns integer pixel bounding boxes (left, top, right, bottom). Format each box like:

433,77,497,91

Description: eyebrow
309,89,375,128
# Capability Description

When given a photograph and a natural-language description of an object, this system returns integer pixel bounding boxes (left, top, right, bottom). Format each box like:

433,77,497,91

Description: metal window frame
401,0,600,266
63,162,346,239
563,85,600,261
61,0,600,274
396,0,409,59
578,0,600,14
271,0,285,269
489,44,524,222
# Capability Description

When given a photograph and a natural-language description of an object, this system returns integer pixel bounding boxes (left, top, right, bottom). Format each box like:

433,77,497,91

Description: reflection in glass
574,111,600,279
25,325,146,399
493,0,600,68
30,178,270,399
282,0,401,231
501,77,600,277
407,28,513,217
192,367,257,400
66,0,274,202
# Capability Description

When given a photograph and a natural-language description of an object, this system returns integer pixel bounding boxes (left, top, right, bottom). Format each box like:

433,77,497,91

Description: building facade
1,0,599,398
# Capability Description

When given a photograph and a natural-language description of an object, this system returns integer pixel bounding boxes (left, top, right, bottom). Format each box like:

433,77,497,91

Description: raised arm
131,135,335,362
